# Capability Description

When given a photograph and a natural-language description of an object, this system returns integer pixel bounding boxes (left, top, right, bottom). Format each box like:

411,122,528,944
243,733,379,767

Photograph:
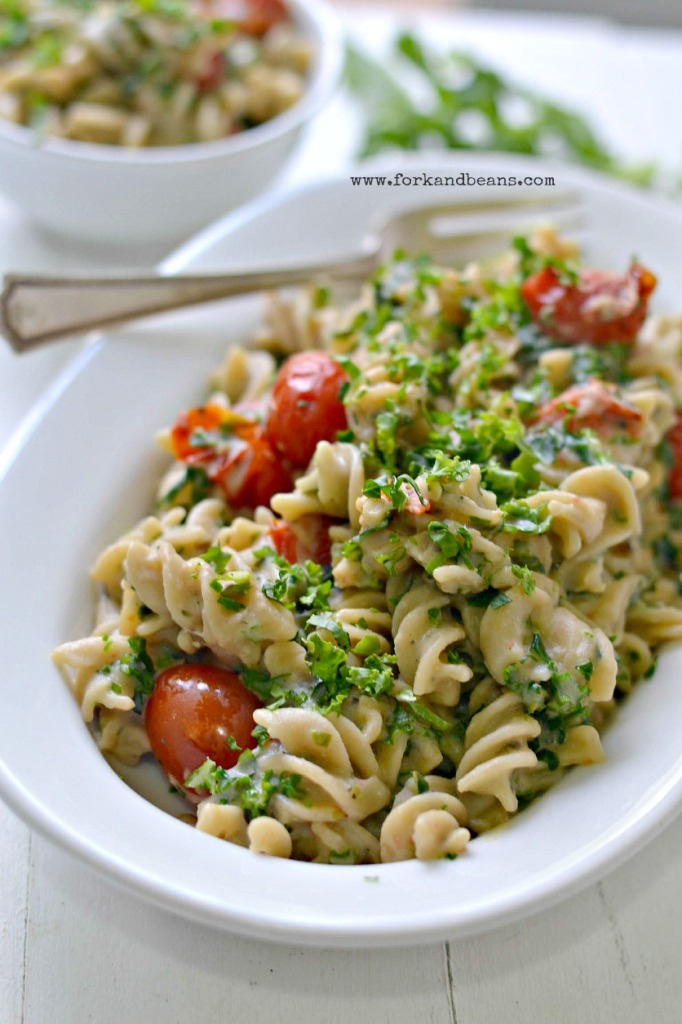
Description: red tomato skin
265,351,349,467
145,664,262,789
202,0,287,35
241,0,288,34
270,520,300,562
214,425,294,509
667,411,682,500
270,514,333,564
170,403,230,466
534,379,643,438
195,50,226,92
169,405,292,511
521,263,657,345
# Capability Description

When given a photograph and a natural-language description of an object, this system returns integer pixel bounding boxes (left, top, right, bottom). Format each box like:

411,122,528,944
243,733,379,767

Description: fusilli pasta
0,0,310,147
53,231,682,865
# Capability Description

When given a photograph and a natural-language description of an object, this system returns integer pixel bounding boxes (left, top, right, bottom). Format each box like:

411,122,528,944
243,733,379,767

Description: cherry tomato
535,379,643,438
265,351,349,467
145,664,262,789
240,0,288,34
666,411,682,500
213,424,293,509
270,514,334,564
194,50,226,92
270,519,299,562
204,0,288,35
521,263,657,345
170,405,292,511
170,403,232,466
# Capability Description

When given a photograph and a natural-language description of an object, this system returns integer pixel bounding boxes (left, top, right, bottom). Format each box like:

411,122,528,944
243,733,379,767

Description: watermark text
350,172,557,188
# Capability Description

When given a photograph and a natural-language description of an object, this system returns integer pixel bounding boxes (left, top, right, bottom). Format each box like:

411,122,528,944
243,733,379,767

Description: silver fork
1,191,580,353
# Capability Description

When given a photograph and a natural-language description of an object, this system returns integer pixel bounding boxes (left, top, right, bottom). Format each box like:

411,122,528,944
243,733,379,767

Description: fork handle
1,254,376,353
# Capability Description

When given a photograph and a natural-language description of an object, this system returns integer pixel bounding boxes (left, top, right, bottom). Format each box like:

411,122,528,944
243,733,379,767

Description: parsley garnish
210,570,251,612
185,759,305,818
118,636,156,713
201,546,231,573
262,559,332,612
503,630,591,729
363,472,427,512
156,465,210,511
466,589,512,609
425,521,473,574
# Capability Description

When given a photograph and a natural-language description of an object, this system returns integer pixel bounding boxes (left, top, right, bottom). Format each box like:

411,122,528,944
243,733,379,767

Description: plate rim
2,151,682,947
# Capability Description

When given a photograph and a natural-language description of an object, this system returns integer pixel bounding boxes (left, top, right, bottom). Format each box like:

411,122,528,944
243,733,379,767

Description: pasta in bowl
0,0,311,147
0,0,342,244
52,226,682,866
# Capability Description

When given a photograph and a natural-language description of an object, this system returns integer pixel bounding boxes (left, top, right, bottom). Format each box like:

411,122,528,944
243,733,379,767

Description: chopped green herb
425,521,473,574
118,636,156,713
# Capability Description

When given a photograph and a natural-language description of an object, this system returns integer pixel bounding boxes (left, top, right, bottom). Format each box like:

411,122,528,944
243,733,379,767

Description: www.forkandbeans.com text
350,172,557,187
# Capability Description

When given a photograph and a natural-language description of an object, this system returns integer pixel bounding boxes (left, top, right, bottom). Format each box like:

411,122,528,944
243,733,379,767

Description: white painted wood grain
448,813,682,1024
15,815,682,1024
0,805,30,1024
22,836,454,1024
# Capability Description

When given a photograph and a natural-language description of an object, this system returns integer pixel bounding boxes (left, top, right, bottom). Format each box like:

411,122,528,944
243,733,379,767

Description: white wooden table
2,8,682,1022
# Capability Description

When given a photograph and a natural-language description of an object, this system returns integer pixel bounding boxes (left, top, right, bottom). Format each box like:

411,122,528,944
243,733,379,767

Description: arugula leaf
346,34,657,186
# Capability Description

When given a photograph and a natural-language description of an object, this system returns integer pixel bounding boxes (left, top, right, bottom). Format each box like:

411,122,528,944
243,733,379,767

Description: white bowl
2,153,682,948
0,0,343,248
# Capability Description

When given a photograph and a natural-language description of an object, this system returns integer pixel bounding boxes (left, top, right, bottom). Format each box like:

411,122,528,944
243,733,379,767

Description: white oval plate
2,152,682,948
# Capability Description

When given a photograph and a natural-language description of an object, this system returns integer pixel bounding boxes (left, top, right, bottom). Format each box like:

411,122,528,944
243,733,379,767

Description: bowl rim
0,0,344,165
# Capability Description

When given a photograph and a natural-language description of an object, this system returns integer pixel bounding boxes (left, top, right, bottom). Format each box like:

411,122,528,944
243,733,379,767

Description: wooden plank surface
0,805,30,1024
20,835,453,1024
449,812,682,1024
1,808,678,1024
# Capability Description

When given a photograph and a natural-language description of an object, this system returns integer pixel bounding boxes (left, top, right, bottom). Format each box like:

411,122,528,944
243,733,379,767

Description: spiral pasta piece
392,583,472,705
479,582,617,703
91,501,223,599
380,791,470,862
253,708,391,825
455,692,541,812
331,589,393,656
271,441,365,527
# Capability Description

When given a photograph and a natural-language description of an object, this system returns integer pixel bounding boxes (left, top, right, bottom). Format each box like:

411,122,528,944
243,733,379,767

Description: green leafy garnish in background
345,32,656,187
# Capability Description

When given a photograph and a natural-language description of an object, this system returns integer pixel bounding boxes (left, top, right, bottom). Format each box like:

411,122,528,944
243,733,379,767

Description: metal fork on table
1,191,580,353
